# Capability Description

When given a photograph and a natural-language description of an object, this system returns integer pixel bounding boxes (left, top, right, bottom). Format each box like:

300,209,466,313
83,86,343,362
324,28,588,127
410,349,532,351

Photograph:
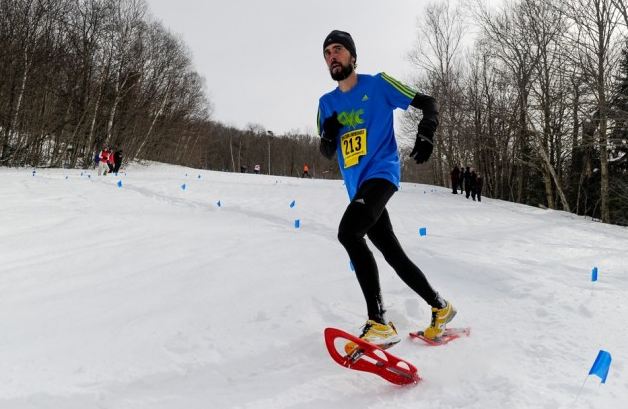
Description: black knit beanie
323,30,357,61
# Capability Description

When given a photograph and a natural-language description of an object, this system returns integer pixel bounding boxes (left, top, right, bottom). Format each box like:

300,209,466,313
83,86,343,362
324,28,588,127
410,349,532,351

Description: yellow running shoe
344,320,401,355
422,301,457,340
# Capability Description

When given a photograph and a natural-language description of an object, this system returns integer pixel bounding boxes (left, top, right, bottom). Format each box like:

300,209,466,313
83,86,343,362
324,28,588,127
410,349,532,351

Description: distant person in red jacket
98,148,111,175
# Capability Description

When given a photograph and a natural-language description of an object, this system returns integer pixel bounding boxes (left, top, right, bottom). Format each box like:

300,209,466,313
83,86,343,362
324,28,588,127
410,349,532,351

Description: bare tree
564,0,621,222
407,0,467,186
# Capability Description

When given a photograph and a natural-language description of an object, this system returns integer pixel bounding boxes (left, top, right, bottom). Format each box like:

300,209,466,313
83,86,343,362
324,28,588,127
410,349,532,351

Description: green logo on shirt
338,109,365,129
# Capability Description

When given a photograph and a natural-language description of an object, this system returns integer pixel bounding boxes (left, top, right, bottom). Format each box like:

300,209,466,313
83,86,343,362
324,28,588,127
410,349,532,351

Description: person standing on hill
463,166,472,199
98,147,110,176
451,165,460,194
470,169,478,201
106,149,115,174
458,164,464,193
317,30,456,352
113,149,123,174
474,172,483,202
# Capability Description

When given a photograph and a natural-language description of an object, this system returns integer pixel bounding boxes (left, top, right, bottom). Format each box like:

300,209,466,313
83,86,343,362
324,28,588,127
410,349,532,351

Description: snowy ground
0,162,626,409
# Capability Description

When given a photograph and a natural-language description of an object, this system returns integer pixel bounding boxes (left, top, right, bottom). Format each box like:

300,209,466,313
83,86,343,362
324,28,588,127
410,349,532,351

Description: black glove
321,111,342,143
320,112,342,159
409,123,434,164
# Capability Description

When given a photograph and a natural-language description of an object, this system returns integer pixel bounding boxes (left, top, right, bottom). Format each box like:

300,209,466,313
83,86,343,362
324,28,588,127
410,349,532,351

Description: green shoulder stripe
381,72,416,99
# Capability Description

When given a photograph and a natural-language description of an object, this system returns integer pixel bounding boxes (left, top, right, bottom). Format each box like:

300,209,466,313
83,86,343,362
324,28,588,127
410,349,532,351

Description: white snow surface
1,162,626,409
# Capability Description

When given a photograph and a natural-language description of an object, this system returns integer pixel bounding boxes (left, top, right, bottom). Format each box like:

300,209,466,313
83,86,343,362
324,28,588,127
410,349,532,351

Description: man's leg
367,209,443,308
337,179,395,323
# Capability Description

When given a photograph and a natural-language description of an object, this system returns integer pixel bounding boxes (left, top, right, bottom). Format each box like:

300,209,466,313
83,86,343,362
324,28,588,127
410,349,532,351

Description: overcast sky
144,0,442,135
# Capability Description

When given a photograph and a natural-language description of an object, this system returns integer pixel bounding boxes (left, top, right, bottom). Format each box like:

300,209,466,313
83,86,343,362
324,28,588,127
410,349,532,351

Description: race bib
341,129,367,168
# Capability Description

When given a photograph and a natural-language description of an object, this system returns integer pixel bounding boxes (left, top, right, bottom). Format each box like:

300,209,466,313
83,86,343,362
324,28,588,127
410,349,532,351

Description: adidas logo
362,94,369,102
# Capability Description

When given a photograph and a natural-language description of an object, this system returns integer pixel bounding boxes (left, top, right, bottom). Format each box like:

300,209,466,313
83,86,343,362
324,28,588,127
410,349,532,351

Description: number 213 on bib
341,129,367,168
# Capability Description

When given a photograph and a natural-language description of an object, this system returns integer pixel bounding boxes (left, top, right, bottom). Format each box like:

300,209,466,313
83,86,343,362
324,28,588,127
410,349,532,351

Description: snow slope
0,163,626,409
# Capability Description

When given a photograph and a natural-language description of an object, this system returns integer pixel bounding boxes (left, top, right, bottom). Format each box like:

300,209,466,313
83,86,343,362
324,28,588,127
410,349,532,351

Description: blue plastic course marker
419,227,427,237
290,200,296,208
588,350,612,383
592,267,598,282
294,219,300,229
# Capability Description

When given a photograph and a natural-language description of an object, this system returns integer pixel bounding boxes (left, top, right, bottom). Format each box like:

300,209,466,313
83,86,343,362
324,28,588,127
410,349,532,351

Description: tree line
0,0,211,168
0,0,343,177
401,0,628,225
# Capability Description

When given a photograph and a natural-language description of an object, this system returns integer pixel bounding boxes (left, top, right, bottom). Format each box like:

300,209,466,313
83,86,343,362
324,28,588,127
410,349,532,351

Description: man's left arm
409,93,439,164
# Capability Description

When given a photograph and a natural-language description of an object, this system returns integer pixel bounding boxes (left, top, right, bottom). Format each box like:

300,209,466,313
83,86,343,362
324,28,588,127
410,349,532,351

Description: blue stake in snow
181,183,186,191
198,174,201,179
419,227,427,237
216,200,221,207
80,172,83,176
117,180,123,188
591,267,598,282
294,219,300,229
588,350,612,383
289,200,296,208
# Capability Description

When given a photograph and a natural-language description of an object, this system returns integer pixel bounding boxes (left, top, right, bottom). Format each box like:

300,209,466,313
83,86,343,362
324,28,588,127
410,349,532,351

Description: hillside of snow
1,162,626,408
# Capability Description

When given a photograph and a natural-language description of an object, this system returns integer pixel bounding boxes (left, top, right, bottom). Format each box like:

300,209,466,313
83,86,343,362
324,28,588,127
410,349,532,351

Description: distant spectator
474,172,484,202
302,163,311,178
458,164,464,192
470,170,478,201
463,166,472,199
107,149,115,173
93,152,100,169
254,164,261,174
98,148,111,176
113,149,123,174
240,165,247,173
450,165,460,194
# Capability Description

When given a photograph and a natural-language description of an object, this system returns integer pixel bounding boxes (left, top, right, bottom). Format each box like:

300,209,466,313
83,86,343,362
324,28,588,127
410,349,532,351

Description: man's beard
329,61,354,81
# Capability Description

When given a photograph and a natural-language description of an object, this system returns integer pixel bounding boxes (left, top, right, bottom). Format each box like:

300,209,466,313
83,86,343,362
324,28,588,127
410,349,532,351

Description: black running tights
337,178,440,324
